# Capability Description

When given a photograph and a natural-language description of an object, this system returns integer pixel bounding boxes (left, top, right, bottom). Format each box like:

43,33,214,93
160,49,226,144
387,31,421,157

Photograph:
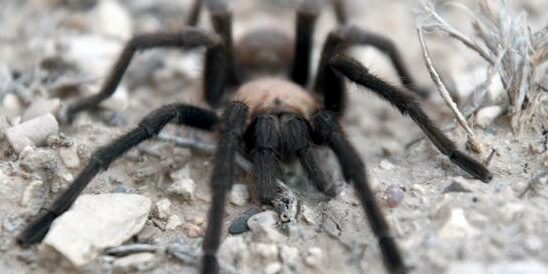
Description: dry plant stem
418,1,494,65
417,28,482,153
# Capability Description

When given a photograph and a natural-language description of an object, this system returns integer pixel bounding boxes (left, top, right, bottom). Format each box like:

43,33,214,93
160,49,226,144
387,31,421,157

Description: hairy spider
17,0,492,273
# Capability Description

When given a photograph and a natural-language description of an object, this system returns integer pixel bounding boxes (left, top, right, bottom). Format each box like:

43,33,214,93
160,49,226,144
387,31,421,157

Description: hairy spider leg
17,104,218,246
290,0,320,87
328,54,492,182
312,110,407,274
62,29,225,122
314,25,430,114
206,0,240,87
202,102,248,274
279,113,337,196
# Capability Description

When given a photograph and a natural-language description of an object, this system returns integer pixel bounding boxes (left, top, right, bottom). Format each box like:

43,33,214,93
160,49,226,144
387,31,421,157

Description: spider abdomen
232,77,319,120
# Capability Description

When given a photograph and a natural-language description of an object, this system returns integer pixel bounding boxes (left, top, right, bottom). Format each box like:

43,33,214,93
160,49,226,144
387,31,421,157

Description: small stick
105,244,159,256
483,148,497,166
417,28,483,153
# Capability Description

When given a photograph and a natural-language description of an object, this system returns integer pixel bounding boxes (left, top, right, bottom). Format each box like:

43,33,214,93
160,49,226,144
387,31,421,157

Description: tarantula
17,0,492,273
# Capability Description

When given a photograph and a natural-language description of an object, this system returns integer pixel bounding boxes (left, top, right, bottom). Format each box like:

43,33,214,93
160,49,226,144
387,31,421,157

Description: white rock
59,146,80,168
218,236,248,267
2,93,22,113
67,34,122,78
183,223,202,238
304,247,323,268
92,0,133,40
230,184,249,206
153,198,171,220
167,178,195,201
438,208,480,240
379,159,395,170
21,98,61,122
247,211,282,242
280,245,299,265
20,180,44,207
43,194,151,266
170,165,191,181
112,253,155,272
264,262,282,274
247,211,278,233
5,113,59,153
476,105,503,128
301,205,316,225
165,215,182,230
252,243,278,261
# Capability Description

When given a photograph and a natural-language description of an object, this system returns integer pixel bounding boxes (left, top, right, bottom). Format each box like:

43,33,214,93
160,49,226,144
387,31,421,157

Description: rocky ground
0,0,547,274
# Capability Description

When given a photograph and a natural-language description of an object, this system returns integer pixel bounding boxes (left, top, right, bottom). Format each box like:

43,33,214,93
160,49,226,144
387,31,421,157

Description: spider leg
290,0,320,87
328,55,492,182
62,28,225,122
314,25,429,113
206,0,240,87
186,0,203,26
279,113,337,197
247,114,282,204
202,102,248,274
17,104,218,246
331,0,348,25
311,110,406,274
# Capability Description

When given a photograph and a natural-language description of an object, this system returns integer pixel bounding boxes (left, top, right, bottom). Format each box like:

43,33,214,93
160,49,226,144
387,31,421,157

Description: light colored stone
218,236,248,268
280,245,299,265
230,184,249,206
247,211,282,242
438,208,480,240
252,243,278,261
304,247,322,268
112,253,155,273
184,223,202,238
5,113,59,153
21,98,61,121
59,146,80,168
167,178,195,201
301,205,316,225
20,180,44,209
165,215,182,230
476,105,503,128
92,0,132,40
379,159,396,170
153,198,171,220
43,194,151,266
264,262,282,274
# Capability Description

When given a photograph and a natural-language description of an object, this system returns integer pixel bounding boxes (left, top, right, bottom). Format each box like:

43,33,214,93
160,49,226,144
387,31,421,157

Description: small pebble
167,178,195,201
264,262,282,274
247,211,278,233
443,181,472,193
304,247,322,268
92,0,133,40
184,223,202,238
58,146,80,168
165,215,182,230
301,205,316,225
20,180,45,212
230,184,249,206
228,207,262,235
280,245,299,265
5,113,59,153
252,243,278,261
385,185,404,208
112,253,155,272
153,198,171,220
438,208,480,240
379,159,396,170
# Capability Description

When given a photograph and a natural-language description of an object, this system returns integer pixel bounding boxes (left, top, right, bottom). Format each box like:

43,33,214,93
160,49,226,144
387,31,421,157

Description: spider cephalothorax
17,1,492,274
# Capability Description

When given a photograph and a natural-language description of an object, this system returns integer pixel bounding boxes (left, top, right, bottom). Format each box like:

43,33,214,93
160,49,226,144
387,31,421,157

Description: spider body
17,1,492,274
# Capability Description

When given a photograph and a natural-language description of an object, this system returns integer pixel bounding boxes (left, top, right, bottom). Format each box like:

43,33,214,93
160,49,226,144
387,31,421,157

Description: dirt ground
0,0,547,274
